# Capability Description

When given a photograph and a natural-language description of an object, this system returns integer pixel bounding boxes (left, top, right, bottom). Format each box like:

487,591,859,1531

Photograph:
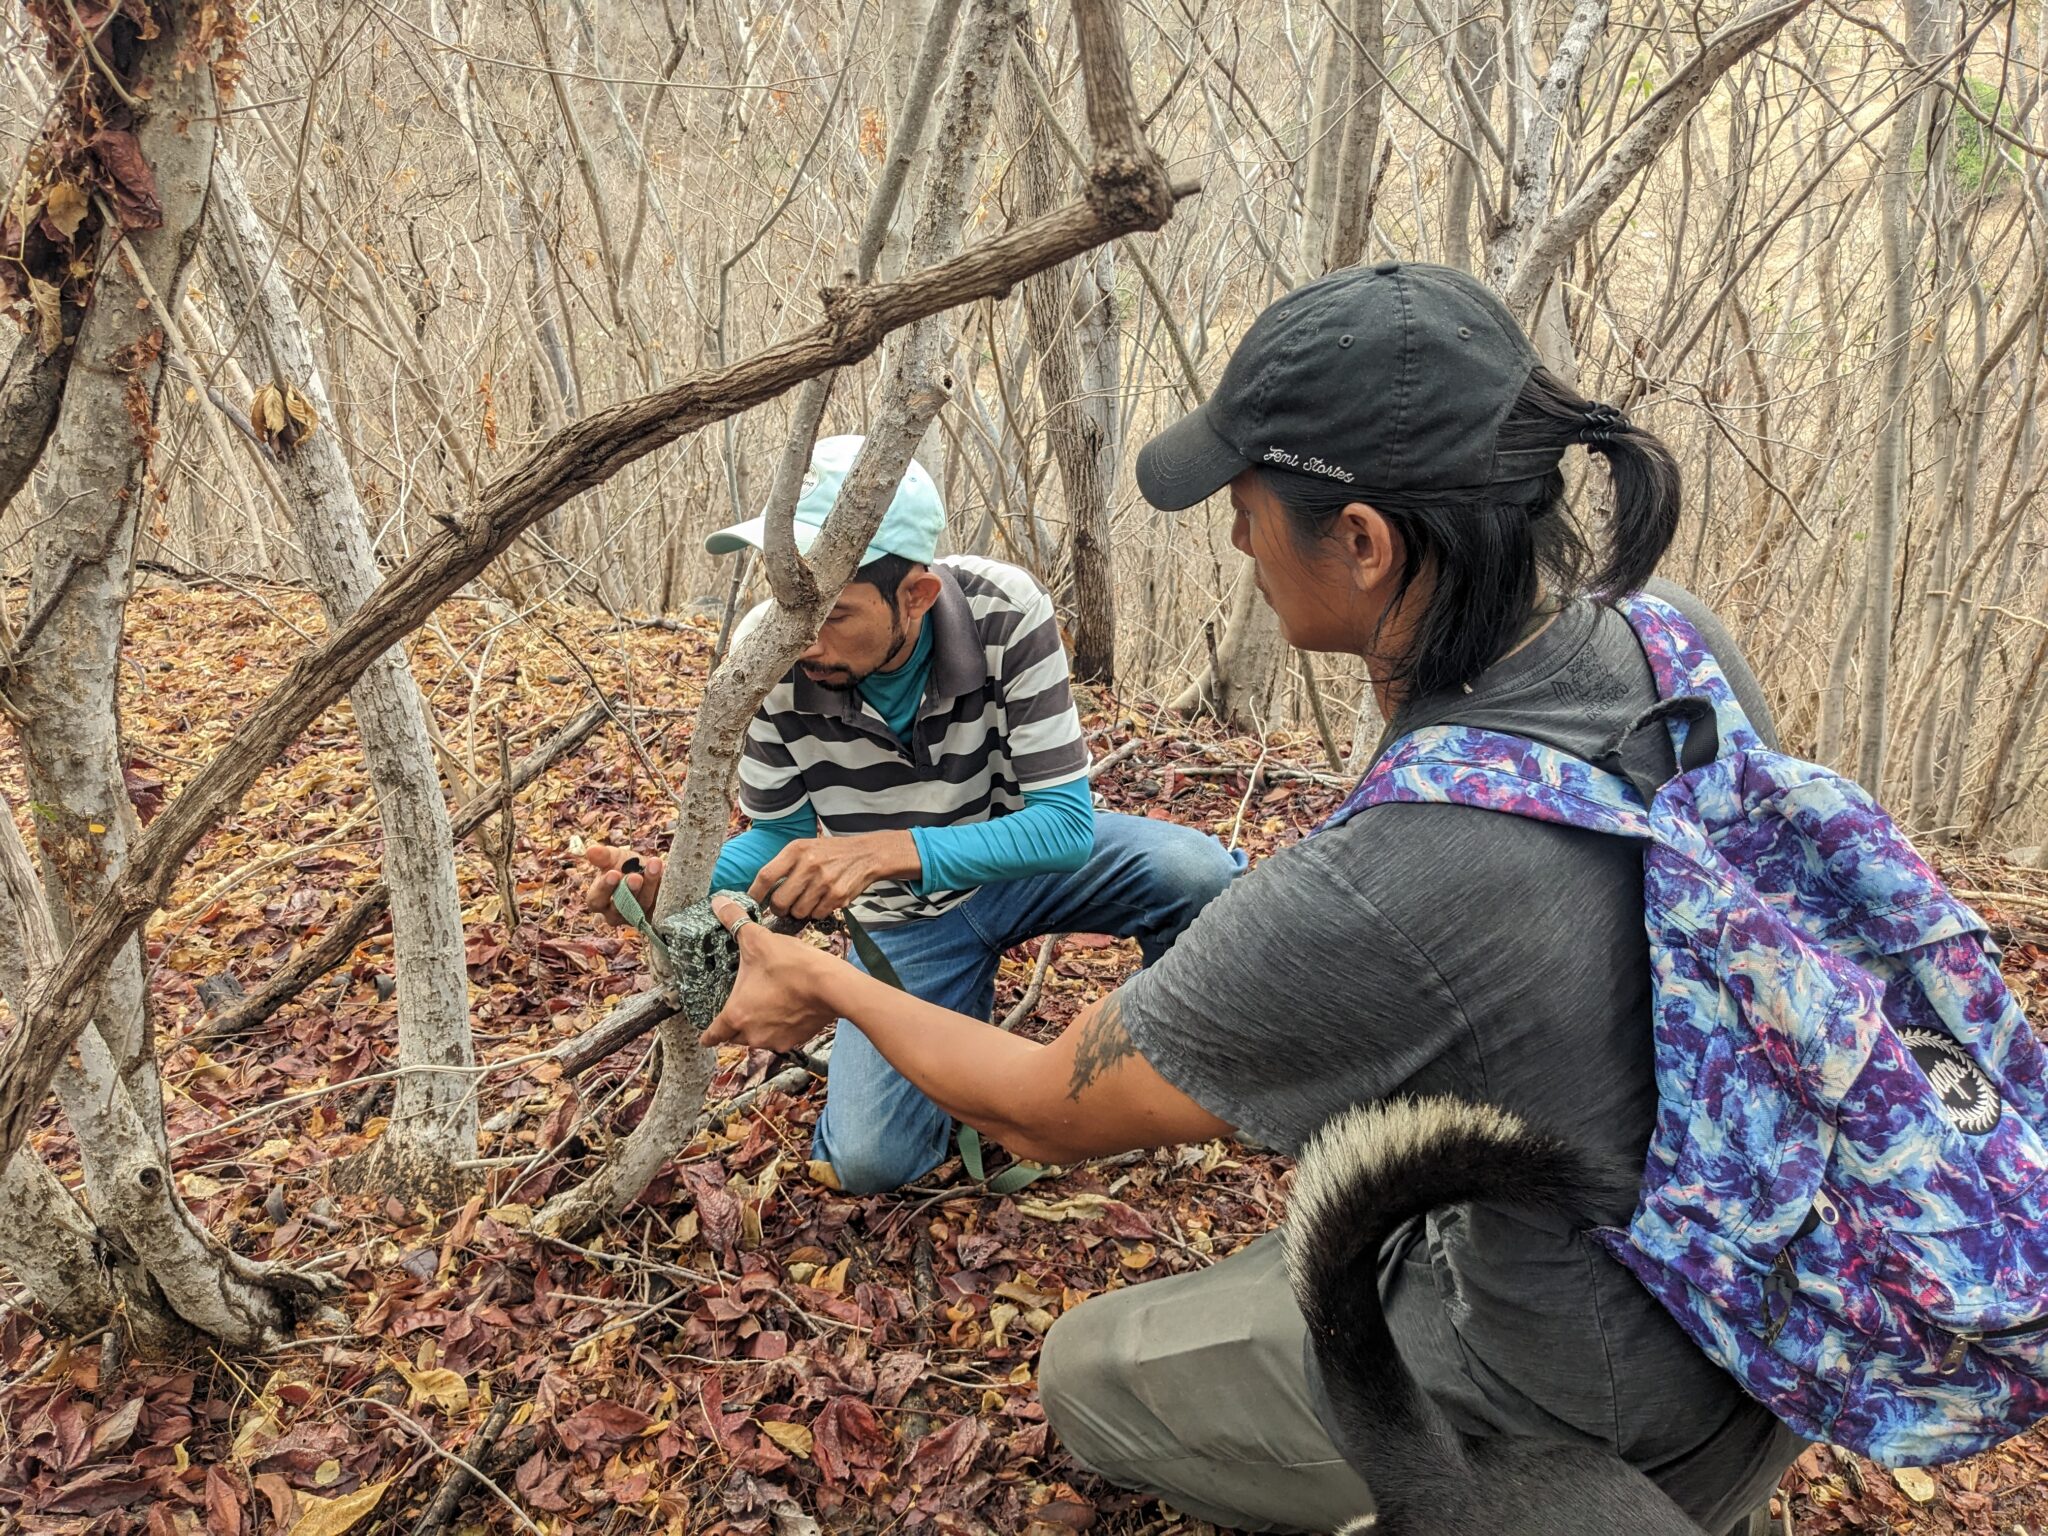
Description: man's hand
748,831,919,921
579,843,664,927
702,894,844,1052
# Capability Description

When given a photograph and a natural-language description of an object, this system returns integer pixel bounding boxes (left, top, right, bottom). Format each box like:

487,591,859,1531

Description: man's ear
899,568,944,621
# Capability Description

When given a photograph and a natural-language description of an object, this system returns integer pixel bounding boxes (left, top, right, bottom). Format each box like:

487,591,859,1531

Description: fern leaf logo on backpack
1901,1027,2002,1136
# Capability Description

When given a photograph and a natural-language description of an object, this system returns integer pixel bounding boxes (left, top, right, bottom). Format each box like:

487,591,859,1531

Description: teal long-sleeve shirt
708,614,1095,897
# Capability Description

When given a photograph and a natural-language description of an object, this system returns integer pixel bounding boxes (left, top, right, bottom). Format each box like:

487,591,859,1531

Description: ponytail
1500,367,1682,600
1261,366,1684,701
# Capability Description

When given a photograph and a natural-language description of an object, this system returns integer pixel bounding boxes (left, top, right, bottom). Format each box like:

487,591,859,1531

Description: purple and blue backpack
1321,591,2048,1467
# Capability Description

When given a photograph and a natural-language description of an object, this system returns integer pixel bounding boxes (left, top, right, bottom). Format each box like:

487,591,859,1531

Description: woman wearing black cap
704,263,1801,1533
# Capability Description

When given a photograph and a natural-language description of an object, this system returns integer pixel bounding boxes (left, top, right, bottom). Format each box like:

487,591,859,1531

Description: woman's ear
1335,502,1400,595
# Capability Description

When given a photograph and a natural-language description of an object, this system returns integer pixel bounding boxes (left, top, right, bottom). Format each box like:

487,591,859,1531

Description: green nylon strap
841,911,1052,1196
610,875,665,957
957,1123,1049,1194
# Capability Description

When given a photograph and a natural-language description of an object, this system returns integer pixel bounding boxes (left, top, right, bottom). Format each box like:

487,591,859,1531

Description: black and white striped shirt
737,555,1090,925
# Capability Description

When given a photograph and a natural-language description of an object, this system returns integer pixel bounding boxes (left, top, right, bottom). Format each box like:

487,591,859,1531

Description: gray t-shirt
1120,581,1803,1528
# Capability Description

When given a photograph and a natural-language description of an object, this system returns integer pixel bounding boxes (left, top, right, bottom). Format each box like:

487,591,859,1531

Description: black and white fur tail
1283,1098,1706,1536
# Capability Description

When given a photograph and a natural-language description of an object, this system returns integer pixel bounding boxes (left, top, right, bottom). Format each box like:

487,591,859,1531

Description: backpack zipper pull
1941,1332,1978,1374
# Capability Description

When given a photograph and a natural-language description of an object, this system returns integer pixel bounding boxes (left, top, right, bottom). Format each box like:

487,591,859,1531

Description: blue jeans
811,812,1242,1193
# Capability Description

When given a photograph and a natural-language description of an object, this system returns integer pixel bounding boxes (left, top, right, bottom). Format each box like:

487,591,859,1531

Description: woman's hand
700,893,845,1052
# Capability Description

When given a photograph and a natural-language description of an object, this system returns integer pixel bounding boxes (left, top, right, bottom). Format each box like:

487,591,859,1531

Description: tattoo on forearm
1067,992,1136,1101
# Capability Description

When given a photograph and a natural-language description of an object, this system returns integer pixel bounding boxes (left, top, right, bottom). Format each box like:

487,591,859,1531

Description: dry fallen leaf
1016,1193,1114,1223
232,1390,283,1461
286,1478,390,1536
988,1301,1020,1347
43,181,89,241
1892,1466,1938,1503
812,1257,851,1296
251,383,285,436
760,1419,814,1459
394,1361,468,1413
249,381,320,454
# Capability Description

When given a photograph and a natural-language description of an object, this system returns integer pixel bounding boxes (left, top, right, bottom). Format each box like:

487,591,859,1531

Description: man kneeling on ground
579,434,1240,1194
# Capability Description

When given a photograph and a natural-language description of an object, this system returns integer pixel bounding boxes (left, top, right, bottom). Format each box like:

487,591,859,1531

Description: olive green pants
1038,1234,1375,1534
1041,1234,1781,1536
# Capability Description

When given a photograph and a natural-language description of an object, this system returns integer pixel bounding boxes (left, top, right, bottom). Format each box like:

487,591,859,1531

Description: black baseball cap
1136,261,1556,511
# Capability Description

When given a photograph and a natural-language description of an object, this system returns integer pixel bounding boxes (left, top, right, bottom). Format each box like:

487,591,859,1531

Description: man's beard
801,614,911,691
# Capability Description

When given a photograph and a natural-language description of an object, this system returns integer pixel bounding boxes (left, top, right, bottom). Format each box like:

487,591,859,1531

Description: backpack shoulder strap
1320,594,1755,839
1616,592,1764,756
1322,724,1651,839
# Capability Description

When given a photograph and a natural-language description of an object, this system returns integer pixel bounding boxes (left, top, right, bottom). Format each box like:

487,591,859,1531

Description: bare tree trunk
1440,0,1499,274
876,0,943,284
0,794,113,1335
1906,240,1967,833
1174,566,1285,731
1011,24,1117,683
1817,578,1864,770
1857,0,1936,795
6,12,223,1138
1300,8,1353,268
0,1153,112,1334
1073,242,1122,616
1485,0,1609,296
1321,0,1386,272
0,324,79,516
201,154,478,1204
1970,618,2048,844
1346,676,1386,774
0,1,334,1351
1,777,296,1348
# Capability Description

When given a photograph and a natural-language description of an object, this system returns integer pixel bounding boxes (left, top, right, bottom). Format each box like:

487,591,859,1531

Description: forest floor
0,581,2045,1536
